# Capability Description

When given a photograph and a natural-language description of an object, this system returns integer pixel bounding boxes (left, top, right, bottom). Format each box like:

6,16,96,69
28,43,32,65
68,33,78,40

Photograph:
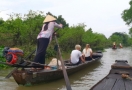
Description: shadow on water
1,47,132,90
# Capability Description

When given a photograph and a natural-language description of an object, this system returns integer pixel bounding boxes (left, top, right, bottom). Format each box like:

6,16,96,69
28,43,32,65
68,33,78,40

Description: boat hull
12,52,103,85
90,60,132,90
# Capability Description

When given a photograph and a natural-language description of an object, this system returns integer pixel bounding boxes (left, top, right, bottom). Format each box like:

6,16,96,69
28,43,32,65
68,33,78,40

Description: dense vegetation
121,0,132,46
0,7,132,68
0,10,108,54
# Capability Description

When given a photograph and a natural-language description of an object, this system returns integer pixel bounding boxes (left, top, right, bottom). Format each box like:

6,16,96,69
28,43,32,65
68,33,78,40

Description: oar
54,34,72,90
0,60,50,68
11,61,49,68
5,49,36,79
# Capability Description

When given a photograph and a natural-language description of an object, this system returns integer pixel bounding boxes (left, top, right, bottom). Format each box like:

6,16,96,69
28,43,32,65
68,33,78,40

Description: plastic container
51,66,57,70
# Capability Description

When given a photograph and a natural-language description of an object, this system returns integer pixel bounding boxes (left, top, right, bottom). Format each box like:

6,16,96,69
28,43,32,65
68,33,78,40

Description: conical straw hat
43,15,57,23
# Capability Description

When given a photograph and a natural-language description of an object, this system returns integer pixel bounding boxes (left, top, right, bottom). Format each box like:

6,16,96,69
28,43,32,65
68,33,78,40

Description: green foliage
0,18,4,25
129,28,132,37
58,23,85,51
121,0,132,25
108,32,129,46
82,28,107,50
0,47,10,69
121,0,132,45
0,57,9,69
0,47,4,57
2,10,45,46
82,28,94,44
46,12,69,28
0,10,122,68
56,15,69,28
45,47,56,59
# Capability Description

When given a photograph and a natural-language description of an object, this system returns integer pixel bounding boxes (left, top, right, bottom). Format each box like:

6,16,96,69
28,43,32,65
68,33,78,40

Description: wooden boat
112,47,117,49
11,51,103,86
119,46,123,48
90,60,132,90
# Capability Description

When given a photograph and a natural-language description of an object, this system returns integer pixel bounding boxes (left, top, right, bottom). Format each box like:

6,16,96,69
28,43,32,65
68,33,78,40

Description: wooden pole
54,34,72,90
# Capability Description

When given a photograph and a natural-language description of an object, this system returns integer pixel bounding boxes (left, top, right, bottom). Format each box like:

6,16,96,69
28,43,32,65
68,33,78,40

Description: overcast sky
0,0,131,38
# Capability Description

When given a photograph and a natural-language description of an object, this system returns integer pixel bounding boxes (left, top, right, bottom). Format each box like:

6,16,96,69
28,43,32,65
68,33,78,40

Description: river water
0,47,132,90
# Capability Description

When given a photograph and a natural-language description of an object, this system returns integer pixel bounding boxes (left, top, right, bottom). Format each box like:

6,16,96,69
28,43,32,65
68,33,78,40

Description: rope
121,74,132,80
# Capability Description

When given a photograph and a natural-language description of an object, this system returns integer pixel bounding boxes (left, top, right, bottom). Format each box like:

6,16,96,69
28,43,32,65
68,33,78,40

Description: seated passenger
82,44,93,61
70,44,85,65
119,43,123,48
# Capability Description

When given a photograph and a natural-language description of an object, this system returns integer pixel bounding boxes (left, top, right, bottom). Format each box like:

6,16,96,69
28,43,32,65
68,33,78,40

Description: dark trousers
113,45,116,48
72,58,82,65
85,56,92,61
33,38,49,64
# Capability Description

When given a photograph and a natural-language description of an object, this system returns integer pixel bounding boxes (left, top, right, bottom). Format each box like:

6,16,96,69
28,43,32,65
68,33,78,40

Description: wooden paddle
0,60,50,68
54,34,72,90
5,49,36,79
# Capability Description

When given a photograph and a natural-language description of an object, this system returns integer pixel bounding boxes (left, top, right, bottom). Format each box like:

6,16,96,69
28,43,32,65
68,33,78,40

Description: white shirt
82,48,92,57
71,50,82,64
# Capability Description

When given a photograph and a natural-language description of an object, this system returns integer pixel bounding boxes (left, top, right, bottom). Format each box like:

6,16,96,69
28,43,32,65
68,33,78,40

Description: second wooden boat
90,60,132,90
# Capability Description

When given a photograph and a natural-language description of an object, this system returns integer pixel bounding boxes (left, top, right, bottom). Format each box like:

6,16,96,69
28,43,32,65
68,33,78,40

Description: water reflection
0,48,132,90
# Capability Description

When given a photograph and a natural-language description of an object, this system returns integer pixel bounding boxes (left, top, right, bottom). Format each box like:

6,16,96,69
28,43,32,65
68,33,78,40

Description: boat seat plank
112,79,125,90
90,60,132,90
111,61,131,69
110,69,131,74
124,79,132,90
92,79,107,90
108,74,123,79
101,78,117,90
92,78,116,90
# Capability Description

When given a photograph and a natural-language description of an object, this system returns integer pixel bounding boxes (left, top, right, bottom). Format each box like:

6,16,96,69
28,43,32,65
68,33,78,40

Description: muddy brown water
0,47,132,90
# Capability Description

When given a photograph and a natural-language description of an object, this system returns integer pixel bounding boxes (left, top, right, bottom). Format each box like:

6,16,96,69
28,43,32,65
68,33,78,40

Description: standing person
70,44,85,65
113,42,116,48
33,15,63,67
119,43,123,48
82,44,93,61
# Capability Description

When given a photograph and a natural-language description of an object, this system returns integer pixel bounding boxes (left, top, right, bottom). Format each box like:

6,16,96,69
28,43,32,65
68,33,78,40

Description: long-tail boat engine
3,47,24,65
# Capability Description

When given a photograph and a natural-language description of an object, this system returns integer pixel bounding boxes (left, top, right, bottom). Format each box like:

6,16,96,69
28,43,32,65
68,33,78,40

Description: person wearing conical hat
119,43,123,48
33,15,63,68
112,42,116,49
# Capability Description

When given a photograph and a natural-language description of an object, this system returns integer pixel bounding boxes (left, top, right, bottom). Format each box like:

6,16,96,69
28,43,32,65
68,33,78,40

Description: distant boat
112,42,117,49
119,43,123,48
90,60,132,90
112,46,117,49
119,46,123,48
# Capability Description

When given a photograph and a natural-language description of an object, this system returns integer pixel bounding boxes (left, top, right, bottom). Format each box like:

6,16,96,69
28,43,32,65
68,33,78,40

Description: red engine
5,48,24,64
